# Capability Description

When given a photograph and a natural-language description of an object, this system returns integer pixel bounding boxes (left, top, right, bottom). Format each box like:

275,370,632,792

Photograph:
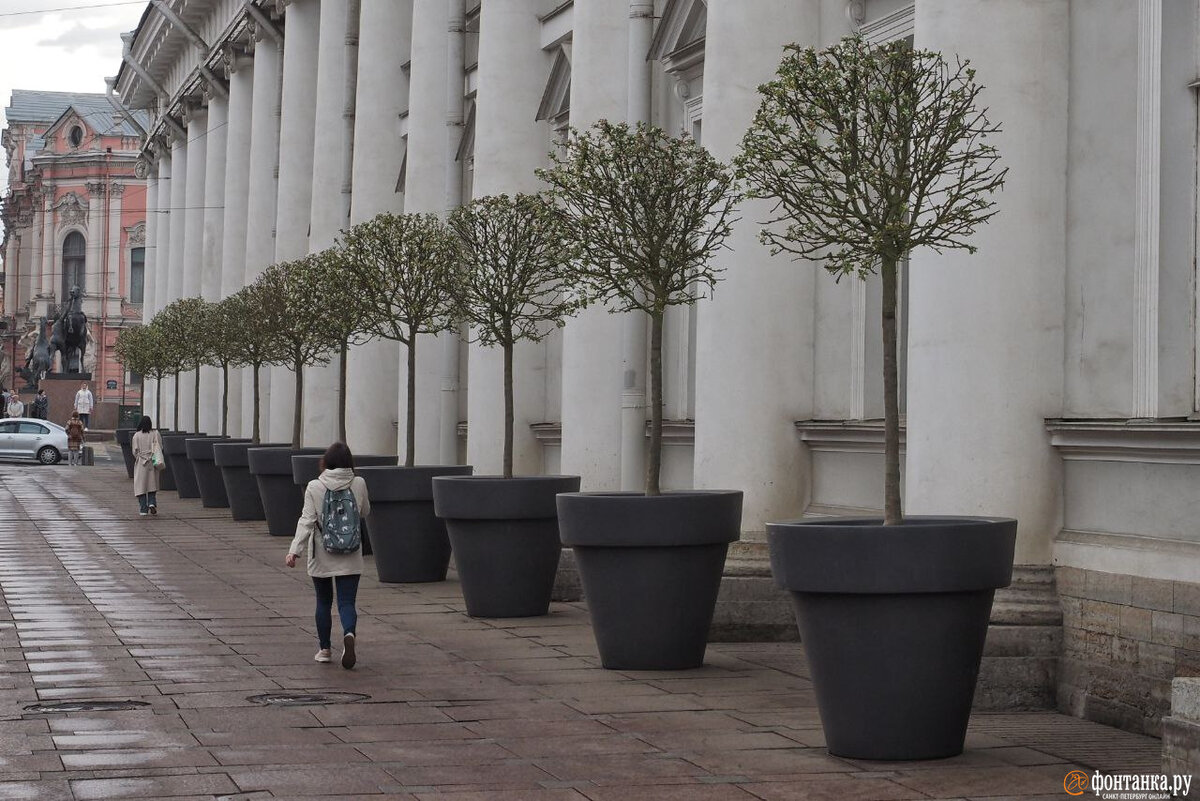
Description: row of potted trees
115,37,1016,762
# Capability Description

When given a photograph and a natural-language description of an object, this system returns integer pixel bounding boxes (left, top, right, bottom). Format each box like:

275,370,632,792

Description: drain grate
25,700,151,713
247,691,369,706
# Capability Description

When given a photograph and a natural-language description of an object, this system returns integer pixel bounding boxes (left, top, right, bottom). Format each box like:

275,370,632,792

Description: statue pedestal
38,374,92,426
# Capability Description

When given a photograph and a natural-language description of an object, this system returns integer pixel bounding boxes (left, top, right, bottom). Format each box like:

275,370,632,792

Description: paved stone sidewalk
0,457,1162,800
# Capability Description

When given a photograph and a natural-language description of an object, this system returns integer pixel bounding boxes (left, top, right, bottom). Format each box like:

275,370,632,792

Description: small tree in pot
151,298,203,432
219,283,283,444
339,212,460,465
246,259,340,537
736,36,1011,760
430,193,582,617
338,212,468,583
537,120,743,670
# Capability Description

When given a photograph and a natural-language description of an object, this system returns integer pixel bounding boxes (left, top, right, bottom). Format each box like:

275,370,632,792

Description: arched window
62,231,85,299
130,247,145,303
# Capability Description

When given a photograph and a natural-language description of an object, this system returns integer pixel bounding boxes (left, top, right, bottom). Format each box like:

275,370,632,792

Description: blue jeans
137,492,157,513
312,574,359,649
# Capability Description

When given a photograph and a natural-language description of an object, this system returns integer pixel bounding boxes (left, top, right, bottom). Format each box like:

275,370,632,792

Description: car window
0,422,17,435
17,422,48,435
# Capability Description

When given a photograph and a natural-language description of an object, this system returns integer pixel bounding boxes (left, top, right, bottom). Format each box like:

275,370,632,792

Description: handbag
150,434,166,472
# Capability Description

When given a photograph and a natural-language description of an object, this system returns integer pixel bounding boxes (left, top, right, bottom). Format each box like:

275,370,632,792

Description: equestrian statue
19,317,53,389
49,285,88,375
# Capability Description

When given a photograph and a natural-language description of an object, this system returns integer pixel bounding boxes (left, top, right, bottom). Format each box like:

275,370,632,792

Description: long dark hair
319,441,354,472
137,415,153,433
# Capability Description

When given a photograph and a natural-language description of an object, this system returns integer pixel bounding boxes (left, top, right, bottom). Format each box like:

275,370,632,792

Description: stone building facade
0,90,149,406
114,0,1200,737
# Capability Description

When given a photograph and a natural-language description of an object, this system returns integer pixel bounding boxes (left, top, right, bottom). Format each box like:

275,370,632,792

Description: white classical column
198,95,228,434
106,183,124,299
39,185,55,298
269,0,321,443
156,149,173,313
27,208,42,307
221,51,255,438
165,136,189,427
466,0,546,475
141,165,159,419
85,182,105,298
344,0,411,454
404,0,453,463
180,105,208,429
558,0,628,490
303,0,358,447
692,0,819,537
243,32,282,439
906,0,1069,565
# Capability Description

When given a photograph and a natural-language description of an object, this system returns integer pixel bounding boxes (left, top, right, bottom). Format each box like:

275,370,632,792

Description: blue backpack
319,487,361,554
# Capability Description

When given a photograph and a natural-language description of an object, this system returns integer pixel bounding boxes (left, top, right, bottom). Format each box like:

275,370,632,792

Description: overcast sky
0,0,145,144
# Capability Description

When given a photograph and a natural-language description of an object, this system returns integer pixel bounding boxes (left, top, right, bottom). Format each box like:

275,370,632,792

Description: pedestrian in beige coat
286,441,370,669
130,416,161,516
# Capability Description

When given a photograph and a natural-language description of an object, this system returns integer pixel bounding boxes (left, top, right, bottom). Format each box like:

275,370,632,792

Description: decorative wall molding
795,419,906,454
53,192,86,226
1134,0,1162,418
126,222,146,247
1046,419,1200,464
529,420,696,447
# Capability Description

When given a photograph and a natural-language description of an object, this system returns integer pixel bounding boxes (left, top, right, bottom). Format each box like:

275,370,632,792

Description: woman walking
130,416,161,516
285,442,370,668
65,411,85,466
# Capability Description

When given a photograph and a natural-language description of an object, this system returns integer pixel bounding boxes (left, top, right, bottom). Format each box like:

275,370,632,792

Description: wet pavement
0,452,1163,799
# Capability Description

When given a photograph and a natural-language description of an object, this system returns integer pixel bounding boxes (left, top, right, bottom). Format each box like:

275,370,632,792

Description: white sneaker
314,649,332,663
341,633,356,669
139,511,148,516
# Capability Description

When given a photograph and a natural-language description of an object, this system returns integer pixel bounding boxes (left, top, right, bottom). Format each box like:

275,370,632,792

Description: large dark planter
767,516,1017,761
188,438,250,508
115,429,135,478
213,441,290,521
291,454,399,556
248,446,325,536
433,475,580,618
558,491,743,671
159,432,205,494
360,465,472,583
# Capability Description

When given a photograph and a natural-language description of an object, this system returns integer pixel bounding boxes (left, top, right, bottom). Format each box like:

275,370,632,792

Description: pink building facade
0,90,149,408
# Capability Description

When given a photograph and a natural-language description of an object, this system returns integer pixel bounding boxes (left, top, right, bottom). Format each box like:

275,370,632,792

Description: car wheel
37,446,60,465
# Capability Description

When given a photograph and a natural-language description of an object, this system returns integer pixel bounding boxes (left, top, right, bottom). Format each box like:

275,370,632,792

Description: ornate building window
68,125,83,149
130,247,145,304
61,231,85,298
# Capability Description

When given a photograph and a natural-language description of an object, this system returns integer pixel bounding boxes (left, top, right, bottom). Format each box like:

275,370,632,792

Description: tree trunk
405,339,416,467
881,257,903,525
503,340,514,479
192,368,200,432
292,354,304,448
220,362,229,437
338,340,348,443
155,374,162,426
173,374,180,430
647,312,663,496
252,362,261,443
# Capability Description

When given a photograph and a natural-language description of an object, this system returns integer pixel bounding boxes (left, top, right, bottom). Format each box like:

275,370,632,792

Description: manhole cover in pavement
25,700,151,713
247,691,370,706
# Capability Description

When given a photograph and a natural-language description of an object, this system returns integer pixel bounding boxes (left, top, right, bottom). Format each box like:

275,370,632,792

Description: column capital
85,180,107,197
109,182,126,197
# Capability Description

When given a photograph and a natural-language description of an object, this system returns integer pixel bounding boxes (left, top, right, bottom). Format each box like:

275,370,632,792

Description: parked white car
0,418,68,464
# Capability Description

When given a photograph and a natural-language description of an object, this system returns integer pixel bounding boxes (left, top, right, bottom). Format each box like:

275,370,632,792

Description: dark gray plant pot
767,516,1017,761
359,465,473,583
160,432,205,494
187,438,250,508
115,428,135,478
558,490,743,670
213,441,290,521
433,475,580,618
291,454,399,555
248,446,325,536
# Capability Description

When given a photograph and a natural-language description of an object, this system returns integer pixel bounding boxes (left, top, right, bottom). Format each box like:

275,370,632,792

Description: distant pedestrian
130,415,161,516
6,394,24,418
31,390,48,420
65,412,85,466
74,382,94,429
0,389,9,418
285,441,370,669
